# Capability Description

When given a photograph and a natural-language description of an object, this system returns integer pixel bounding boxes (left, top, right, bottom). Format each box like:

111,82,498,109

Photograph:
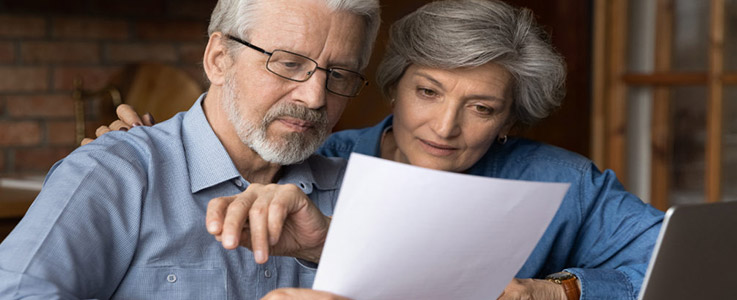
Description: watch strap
546,272,580,300
558,277,580,300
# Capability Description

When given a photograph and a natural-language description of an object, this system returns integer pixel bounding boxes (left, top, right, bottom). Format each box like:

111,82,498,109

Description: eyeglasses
226,35,368,97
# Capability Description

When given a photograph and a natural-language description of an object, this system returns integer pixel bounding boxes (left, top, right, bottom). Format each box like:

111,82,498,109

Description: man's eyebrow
328,59,361,70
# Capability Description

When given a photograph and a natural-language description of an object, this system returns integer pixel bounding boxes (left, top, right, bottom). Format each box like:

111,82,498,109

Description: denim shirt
0,95,346,300
318,115,664,300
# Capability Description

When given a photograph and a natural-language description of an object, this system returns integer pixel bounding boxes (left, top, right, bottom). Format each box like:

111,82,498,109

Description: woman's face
390,63,514,172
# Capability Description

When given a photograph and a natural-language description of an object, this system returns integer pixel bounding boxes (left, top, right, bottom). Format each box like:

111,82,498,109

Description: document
312,153,570,299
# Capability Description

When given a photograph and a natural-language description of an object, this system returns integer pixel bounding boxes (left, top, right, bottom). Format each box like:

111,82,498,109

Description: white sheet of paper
312,153,570,300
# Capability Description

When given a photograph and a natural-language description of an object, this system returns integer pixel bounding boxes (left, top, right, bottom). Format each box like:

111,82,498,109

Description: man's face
223,0,367,164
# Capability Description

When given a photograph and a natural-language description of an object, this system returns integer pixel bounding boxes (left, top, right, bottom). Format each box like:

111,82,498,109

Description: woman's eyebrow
414,71,444,88
415,71,506,102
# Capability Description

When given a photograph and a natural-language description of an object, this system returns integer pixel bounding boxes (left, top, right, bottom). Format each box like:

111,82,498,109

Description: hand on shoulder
80,104,156,146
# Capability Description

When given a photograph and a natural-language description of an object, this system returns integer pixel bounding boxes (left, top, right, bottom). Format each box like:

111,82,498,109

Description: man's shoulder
68,113,187,169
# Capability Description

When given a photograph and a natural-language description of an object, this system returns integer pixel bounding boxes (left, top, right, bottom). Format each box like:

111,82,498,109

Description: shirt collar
349,115,393,157
182,93,241,193
182,93,342,194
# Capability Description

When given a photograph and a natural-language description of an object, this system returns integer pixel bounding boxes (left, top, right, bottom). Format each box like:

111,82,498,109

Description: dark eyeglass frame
226,35,368,97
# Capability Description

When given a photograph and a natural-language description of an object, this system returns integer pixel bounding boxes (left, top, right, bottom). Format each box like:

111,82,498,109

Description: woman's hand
80,104,156,146
206,183,331,264
497,278,568,300
261,288,350,300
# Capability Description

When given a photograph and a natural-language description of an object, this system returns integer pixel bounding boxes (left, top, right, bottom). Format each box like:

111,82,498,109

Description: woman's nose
431,105,462,138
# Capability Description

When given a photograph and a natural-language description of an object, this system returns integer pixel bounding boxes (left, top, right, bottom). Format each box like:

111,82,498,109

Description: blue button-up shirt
318,115,664,300
0,94,346,299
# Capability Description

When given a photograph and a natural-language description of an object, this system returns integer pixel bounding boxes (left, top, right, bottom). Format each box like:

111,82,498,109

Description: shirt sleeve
565,165,663,300
0,145,147,299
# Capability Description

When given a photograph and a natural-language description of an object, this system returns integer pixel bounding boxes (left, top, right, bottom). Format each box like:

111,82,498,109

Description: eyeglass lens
267,50,365,97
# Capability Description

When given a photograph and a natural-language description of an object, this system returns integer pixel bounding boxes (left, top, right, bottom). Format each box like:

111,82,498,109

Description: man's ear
203,32,230,86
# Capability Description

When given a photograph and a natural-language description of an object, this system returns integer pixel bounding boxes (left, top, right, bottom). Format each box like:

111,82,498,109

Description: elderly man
0,0,379,298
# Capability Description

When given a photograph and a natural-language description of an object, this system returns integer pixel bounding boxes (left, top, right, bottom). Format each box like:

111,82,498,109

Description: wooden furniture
73,63,204,144
0,186,38,241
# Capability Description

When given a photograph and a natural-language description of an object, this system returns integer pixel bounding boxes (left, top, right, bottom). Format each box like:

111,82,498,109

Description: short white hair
208,0,380,70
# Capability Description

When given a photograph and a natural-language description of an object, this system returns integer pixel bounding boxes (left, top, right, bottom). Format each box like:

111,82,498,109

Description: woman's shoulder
504,138,592,171
318,128,366,158
319,116,393,159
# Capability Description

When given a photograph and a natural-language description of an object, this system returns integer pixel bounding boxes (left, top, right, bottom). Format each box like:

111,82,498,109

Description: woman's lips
419,139,459,156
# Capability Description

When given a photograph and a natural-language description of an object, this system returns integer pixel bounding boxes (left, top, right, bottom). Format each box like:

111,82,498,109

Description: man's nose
292,71,328,109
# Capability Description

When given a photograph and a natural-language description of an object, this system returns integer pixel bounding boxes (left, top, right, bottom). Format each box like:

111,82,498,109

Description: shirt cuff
295,258,318,270
564,268,637,300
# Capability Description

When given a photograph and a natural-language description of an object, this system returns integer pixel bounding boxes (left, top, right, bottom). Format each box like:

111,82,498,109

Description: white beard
221,74,329,165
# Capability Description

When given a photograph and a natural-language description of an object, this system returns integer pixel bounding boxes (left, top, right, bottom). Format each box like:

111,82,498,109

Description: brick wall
0,0,216,176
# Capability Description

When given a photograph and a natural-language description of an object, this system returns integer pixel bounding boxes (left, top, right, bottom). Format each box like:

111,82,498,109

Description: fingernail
254,250,265,262
207,222,219,233
132,122,143,127
224,236,236,248
119,127,128,132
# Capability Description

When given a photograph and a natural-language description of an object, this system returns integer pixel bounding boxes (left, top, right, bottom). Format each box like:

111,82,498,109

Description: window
593,0,737,210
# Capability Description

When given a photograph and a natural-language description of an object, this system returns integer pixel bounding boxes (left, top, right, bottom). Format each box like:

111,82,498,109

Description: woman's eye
473,105,493,115
418,88,437,97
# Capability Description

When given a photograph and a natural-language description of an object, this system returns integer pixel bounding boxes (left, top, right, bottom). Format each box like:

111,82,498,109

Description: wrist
545,271,580,300
295,215,331,263
296,244,324,263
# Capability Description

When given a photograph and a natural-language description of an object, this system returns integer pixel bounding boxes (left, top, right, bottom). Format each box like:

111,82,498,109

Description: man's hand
206,183,330,264
261,288,350,300
80,104,156,146
497,278,568,300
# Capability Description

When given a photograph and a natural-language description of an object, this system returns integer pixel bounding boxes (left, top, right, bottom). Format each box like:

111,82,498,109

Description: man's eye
330,70,346,80
280,61,302,69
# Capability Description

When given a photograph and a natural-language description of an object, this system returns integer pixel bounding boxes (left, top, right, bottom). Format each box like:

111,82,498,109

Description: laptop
638,201,737,300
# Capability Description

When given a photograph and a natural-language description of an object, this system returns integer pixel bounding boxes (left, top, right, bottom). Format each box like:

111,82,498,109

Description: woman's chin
409,158,462,173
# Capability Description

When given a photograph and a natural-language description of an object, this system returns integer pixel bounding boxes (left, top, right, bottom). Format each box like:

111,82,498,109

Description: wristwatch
545,271,580,300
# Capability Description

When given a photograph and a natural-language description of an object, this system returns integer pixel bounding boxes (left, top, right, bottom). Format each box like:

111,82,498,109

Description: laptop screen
638,201,737,300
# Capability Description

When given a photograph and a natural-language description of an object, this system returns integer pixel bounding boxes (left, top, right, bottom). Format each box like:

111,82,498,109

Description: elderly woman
315,1,663,299
101,0,662,299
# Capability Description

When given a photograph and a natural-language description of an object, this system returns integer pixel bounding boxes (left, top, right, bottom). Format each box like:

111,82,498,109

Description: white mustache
262,103,328,129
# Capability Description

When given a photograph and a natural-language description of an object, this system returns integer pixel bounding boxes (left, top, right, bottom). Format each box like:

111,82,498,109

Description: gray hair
208,0,380,70
377,0,566,126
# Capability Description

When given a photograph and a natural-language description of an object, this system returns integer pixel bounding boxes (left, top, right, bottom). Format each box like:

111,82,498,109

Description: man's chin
253,135,326,165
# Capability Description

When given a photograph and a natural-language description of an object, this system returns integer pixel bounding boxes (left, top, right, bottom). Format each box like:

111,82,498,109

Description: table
1,179,41,240
0,186,38,219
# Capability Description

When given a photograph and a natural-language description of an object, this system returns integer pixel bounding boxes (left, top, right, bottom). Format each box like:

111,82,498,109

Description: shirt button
167,274,177,283
234,179,243,188
264,269,272,278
